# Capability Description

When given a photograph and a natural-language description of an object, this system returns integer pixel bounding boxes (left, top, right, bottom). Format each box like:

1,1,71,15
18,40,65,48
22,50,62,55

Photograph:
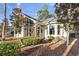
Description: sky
0,3,55,23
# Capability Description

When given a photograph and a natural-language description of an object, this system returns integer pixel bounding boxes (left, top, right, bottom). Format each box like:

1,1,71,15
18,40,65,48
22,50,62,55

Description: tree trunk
17,30,19,40
14,27,16,38
66,23,70,46
66,31,69,46
2,3,6,40
2,22,5,39
18,33,19,39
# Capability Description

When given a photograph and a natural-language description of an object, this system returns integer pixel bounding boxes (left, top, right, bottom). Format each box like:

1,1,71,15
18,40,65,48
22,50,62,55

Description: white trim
45,23,68,39
25,16,37,23
48,25,50,36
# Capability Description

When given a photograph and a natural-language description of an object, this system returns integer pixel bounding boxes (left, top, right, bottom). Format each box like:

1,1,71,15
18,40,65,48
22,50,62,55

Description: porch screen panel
49,25,55,35
57,25,60,35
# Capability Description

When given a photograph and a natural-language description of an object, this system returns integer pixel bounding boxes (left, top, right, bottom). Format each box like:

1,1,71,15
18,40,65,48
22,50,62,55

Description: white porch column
55,24,58,37
21,26,24,37
34,24,37,37
45,29,47,39
60,24,63,36
48,25,50,36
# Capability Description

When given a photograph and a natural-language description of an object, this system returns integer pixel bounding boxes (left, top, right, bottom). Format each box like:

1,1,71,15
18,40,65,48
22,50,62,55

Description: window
57,25,60,35
49,25,55,35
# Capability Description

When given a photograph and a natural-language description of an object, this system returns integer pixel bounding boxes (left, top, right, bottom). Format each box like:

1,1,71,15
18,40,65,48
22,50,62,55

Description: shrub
0,40,21,56
20,36,44,46
48,36,55,41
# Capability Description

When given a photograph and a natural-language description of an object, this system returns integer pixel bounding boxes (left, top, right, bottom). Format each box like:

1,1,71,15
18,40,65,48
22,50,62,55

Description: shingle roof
42,17,57,25
23,13,37,21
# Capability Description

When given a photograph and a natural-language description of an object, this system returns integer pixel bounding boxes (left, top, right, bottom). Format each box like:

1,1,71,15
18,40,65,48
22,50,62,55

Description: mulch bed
21,39,66,56
67,39,78,56
27,39,78,56
27,40,66,56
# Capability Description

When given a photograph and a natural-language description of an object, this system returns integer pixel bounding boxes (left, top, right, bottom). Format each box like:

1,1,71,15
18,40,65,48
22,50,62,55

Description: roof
23,13,37,21
13,7,37,22
42,17,58,25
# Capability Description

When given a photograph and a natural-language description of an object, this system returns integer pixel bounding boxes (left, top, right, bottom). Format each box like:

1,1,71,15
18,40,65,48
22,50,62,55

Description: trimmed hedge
48,36,55,41
20,36,44,46
0,40,21,56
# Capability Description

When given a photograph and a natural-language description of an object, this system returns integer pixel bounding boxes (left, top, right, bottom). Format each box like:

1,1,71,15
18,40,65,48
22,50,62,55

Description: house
41,17,67,40
15,14,37,38
13,6,77,43
43,17,78,41
13,6,37,38
14,14,67,40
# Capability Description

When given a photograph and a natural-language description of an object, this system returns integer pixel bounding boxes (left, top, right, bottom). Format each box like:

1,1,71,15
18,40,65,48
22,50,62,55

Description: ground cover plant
48,36,55,41
20,36,44,46
0,40,21,56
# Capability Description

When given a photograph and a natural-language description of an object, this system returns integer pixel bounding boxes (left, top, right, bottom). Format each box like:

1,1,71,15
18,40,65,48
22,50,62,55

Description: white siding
45,24,67,39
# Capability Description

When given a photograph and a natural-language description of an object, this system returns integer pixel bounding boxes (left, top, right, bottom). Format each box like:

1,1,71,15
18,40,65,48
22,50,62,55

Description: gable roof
42,17,57,25
23,13,37,21
13,7,37,23
22,13,37,23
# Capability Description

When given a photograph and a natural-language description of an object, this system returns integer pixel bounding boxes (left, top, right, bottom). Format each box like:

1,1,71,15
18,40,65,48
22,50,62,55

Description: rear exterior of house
42,18,67,39
13,6,75,40
13,6,45,38
45,23,67,39
14,13,68,40
14,14,37,38
13,6,37,38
